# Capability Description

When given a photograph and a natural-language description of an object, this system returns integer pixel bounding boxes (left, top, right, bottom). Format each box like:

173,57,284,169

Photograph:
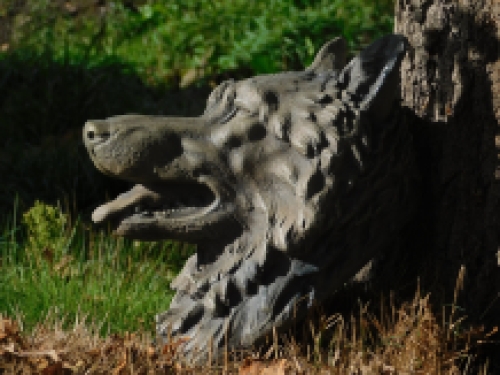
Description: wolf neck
157,231,320,361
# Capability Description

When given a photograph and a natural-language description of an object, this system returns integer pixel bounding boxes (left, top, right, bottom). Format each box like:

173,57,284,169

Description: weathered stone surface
83,35,417,362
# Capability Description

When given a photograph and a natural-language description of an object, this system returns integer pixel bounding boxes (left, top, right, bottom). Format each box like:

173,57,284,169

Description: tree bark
394,0,500,324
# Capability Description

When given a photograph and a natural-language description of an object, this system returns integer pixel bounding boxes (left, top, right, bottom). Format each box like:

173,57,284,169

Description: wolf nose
84,121,110,144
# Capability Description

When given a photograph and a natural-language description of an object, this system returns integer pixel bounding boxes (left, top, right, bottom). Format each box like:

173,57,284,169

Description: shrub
21,201,68,265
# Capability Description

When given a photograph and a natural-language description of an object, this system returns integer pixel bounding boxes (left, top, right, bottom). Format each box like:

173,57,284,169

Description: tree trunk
394,0,500,324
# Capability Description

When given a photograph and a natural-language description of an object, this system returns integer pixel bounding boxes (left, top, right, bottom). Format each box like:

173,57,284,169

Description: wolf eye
233,98,256,114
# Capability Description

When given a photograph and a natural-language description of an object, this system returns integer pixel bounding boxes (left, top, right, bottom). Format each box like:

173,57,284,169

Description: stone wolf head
83,35,415,361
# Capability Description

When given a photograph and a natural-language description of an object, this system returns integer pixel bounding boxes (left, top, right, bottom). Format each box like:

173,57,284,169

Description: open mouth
92,181,218,225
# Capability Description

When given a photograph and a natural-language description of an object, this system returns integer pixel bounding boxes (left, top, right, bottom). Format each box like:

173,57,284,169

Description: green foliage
22,201,67,263
4,0,394,84
22,201,66,241
1,202,195,334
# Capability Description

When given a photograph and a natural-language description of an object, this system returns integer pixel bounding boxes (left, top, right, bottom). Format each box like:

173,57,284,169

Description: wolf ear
338,35,407,123
306,37,347,74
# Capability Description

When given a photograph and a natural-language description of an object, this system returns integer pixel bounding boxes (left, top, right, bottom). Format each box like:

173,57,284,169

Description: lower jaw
113,206,241,242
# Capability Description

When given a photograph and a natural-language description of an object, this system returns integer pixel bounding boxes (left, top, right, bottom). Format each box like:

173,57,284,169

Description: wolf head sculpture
83,35,415,361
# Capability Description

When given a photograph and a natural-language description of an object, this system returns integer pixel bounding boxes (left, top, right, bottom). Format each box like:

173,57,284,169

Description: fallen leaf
0,315,27,349
1,318,19,336
147,345,156,358
239,358,293,375
41,362,63,375
112,351,127,375
1,342,15,354
63,360,85,373
37,358,50,371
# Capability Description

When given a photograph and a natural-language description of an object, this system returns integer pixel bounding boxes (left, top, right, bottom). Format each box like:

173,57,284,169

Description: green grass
4,0,394,83
0,201,194,334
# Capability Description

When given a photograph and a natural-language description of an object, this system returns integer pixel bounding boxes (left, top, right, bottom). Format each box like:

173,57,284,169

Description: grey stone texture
83,35,417,362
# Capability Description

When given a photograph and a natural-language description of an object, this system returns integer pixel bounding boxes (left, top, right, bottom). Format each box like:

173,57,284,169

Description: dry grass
1,288,496,374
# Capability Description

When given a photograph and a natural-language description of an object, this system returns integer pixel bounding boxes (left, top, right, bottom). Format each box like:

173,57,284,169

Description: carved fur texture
83,35,417,362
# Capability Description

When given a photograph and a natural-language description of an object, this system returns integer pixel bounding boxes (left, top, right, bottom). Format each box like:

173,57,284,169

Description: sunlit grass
4,0,394,83
0,201,194,335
